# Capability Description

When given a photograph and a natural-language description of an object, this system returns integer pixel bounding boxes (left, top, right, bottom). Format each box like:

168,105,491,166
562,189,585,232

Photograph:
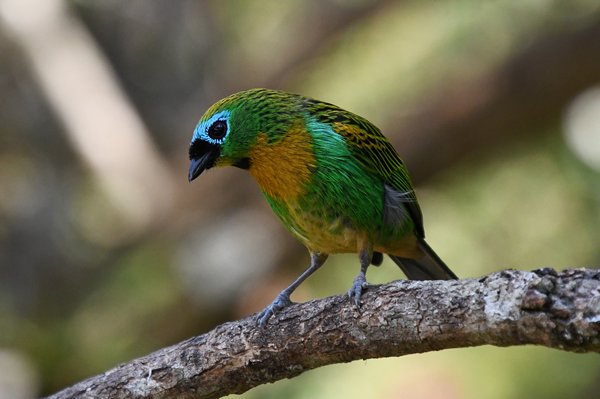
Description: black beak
188,155,208,182
188,140,219,182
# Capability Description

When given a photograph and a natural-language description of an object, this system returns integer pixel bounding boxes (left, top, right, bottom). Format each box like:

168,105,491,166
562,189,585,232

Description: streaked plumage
188,88,457,325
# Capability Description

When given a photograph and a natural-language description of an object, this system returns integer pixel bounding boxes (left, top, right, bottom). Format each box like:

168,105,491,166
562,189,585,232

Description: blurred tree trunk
388,19,600,181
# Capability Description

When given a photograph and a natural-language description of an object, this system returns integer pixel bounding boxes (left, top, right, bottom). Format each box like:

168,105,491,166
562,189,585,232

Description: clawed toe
256,292,293,326
348,274,368,307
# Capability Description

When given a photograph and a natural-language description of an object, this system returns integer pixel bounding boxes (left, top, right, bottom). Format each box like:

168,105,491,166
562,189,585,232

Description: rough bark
48,268,600,399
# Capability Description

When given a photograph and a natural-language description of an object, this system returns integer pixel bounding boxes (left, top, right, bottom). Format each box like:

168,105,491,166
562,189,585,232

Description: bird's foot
348,273,368,307
256,292,293,326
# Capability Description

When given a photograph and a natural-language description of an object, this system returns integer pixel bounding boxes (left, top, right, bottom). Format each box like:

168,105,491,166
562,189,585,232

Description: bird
188,88,457,325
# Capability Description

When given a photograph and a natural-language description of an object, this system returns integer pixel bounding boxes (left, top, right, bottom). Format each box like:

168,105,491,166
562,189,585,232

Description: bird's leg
348,247,372,307
257,252,328,326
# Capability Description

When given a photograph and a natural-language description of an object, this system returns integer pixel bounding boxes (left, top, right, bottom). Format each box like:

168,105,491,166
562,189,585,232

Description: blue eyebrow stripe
192,110,231,144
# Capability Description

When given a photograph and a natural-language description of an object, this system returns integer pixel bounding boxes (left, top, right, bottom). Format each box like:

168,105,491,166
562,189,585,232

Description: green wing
303,97,424,236
336,119,415,197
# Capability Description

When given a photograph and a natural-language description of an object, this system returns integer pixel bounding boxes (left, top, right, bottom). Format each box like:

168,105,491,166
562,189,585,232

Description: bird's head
188,89,299,182
188,94,252,181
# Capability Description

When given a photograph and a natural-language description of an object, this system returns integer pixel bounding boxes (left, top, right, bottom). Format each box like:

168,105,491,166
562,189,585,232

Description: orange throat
248,126,315,202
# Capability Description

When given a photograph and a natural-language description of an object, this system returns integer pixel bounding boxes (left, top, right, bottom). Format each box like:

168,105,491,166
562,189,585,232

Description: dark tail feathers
389,239,457,280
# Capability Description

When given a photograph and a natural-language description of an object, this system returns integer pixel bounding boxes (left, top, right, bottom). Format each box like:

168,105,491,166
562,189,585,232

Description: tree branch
48,268,600,399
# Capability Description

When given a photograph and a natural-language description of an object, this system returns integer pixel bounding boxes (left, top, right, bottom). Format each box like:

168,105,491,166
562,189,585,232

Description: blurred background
0,0,599,398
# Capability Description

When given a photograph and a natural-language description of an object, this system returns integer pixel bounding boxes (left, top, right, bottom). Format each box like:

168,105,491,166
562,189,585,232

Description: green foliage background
0,0,599,397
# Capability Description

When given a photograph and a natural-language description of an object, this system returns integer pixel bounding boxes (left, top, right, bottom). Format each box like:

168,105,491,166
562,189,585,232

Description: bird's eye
208,120,227,140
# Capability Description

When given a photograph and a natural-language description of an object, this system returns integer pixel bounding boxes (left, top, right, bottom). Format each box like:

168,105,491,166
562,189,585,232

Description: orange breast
249,125,316,203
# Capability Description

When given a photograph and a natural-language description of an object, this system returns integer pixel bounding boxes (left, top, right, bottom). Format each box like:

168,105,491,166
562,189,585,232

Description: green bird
188,88,457,325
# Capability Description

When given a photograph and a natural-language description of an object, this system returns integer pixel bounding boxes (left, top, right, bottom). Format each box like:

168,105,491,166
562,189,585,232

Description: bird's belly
293,214,363,253
273,199,419,258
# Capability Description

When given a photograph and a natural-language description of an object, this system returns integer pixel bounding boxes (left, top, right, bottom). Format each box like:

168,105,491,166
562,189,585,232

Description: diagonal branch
48,268,600,399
